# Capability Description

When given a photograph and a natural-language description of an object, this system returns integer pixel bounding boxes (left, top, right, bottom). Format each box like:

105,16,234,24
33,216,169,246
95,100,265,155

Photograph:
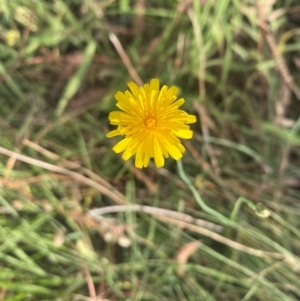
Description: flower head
107,79,196,168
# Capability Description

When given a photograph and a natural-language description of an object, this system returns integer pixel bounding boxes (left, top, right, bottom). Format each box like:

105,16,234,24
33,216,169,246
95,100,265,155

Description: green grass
1,0,300,300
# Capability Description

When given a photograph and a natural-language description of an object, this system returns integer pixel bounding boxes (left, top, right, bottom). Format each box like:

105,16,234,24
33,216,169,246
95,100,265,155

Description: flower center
145,117,156,129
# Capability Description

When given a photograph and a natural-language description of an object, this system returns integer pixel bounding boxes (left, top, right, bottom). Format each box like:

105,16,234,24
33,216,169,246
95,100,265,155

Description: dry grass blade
125,162,158,194
83,266,97,300
0,146,127,205
108,33,143,86
194,103,221,175
257,0,300,101
22,139,123,198
157,215,295,261
89,205,223,232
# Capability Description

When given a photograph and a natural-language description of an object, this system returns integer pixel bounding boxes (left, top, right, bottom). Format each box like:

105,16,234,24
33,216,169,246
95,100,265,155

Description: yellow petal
116,101,134,114
115,91,128,103
150,78,159,92
128,134,144,154
108,111,122,125
172,129,193,139
155,134,169,158
127,82,140,98
150,90,159,108
168,145,183,160
135,145,144,168
156,85,168,106
122,147,134,160
143,135,151,167
159,133,183,160
112,138,131,153
169,98,185,110
106,129,120,138
177,143,185,153
161,131,180,145
143,83,150,92
167,85,179,96
186,115,197,124
154,140,164,168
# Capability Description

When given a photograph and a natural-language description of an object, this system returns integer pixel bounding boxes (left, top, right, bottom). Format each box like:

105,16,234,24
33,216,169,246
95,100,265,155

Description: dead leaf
176,241,200,276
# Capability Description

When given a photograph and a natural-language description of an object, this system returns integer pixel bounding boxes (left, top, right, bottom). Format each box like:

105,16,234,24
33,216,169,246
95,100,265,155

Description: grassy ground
1,0,300,300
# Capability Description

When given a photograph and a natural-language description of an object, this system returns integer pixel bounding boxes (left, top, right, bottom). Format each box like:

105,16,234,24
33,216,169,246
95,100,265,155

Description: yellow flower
106,79,196,168
6,30,20,47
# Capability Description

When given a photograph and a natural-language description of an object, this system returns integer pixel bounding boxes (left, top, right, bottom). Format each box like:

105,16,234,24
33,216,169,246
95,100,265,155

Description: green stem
230,197,257,222
177,159,234,226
